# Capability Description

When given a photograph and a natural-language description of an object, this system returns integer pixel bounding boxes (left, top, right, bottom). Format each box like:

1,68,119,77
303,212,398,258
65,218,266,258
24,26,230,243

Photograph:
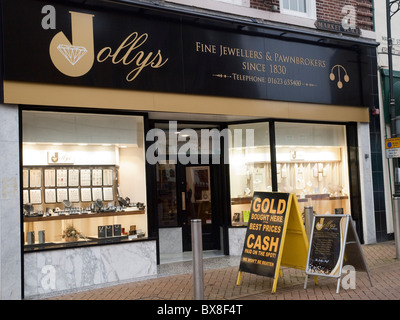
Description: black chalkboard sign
237,192,310,293
304,214,374,293
305,214,349,277
238,192,290,278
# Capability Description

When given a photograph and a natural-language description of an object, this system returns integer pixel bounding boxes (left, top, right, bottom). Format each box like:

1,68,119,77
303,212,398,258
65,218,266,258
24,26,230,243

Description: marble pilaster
0,104,21,299
228,227,246,256
158,227,183,254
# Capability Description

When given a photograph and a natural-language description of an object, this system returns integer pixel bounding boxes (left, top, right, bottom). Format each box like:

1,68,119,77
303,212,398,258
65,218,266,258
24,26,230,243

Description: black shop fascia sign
1,0,376,107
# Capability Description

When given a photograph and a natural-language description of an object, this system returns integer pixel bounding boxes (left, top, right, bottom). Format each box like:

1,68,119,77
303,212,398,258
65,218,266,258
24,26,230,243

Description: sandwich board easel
236,192,317,294
304,214,373,293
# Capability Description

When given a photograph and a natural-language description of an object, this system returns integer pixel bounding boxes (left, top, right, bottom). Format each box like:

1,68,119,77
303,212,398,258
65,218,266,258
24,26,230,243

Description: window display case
275,122,350,218
22,164,147,250
22,111,148,251
23,208,146,251
229,122,351,226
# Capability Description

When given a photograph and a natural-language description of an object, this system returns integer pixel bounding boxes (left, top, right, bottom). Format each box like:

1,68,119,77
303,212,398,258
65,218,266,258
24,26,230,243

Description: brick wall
249,0,374,31
250,0,280,12
317,0,373,30
355,0,374,30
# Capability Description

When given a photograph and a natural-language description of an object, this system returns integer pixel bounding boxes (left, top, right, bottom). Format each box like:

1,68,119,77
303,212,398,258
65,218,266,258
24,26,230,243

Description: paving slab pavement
43,241,400,302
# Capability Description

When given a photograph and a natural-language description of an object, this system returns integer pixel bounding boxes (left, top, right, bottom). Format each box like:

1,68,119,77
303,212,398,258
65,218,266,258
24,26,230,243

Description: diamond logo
57,44,88,66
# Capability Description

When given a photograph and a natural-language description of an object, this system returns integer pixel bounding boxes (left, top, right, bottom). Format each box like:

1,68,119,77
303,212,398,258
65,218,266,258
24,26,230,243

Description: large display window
275,122,350,217
229,122,271,226
22,110,147,251
229,121,351,226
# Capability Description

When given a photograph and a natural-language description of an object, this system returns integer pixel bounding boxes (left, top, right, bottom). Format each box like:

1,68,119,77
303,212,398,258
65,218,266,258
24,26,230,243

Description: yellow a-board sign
236,192,312,293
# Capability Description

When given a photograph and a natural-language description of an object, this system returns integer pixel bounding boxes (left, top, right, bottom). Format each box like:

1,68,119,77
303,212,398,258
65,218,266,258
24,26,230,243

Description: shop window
228,121,351,227
22,111,147,251
275,122,350,217
228,122,271,226
280,0,316,19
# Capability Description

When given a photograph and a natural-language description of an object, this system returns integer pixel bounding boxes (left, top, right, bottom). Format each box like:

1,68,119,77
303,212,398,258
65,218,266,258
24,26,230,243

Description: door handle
181,192,186,210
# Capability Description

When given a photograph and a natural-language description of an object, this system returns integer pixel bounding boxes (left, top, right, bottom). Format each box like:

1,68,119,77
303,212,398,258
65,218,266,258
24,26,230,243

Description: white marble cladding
159,227,183,254
228,227,246,256
24,240,157,298
0,104,21,299
358,123,377,244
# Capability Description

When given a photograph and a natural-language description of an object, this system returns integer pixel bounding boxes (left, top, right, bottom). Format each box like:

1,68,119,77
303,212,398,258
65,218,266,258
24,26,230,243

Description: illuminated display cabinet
229,122,350,226
22,111,148,250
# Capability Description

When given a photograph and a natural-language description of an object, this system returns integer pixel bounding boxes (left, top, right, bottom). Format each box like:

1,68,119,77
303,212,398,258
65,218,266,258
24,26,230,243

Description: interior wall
22,144,118,166
119,147,148,233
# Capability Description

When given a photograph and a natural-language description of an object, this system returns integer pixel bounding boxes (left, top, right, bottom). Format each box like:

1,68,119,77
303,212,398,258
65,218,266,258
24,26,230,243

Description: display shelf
231,197,253,205
23,207,147,251
23,235,155,252
23,209,145,222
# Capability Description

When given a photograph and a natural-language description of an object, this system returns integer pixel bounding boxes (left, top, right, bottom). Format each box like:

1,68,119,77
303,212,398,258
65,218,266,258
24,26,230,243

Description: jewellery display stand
22,165,146,250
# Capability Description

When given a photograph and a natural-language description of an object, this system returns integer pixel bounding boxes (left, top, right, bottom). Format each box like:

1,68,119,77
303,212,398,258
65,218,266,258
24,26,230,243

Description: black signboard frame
1,0,378,108
305,214,349,278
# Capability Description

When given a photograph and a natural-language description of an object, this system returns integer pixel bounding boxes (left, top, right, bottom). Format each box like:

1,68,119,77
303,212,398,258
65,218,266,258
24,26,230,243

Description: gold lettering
247,234,255,248
273,52,326,69
219,45,263,59
196,42,217,54
253,235,262,250
126,50,168,82
49,11,95,77
269,215,283,223
242,61,266,72
252,197,261,212
248,235,280,252
120,33,148,65
97,46,112,62
269,237,280,252
261,198,270,213
96,32,169,82
269,199,277,214
262,236,270,251
277,199,286,214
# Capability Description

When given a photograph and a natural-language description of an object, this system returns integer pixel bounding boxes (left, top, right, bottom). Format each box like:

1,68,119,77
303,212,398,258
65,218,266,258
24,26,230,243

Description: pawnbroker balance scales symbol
329,65,350,89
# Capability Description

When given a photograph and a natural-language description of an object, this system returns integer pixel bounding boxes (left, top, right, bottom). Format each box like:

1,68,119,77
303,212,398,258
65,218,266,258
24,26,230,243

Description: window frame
215,0,249,6
280,0,316,19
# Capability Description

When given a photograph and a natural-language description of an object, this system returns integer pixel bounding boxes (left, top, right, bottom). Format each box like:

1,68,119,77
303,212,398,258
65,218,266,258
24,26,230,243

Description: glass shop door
178,164,220,251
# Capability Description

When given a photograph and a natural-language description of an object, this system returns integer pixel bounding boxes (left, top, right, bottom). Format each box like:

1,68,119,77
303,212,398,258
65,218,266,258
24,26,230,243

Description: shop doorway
155,161,221,254
153,121,225,258
178,164,220,252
